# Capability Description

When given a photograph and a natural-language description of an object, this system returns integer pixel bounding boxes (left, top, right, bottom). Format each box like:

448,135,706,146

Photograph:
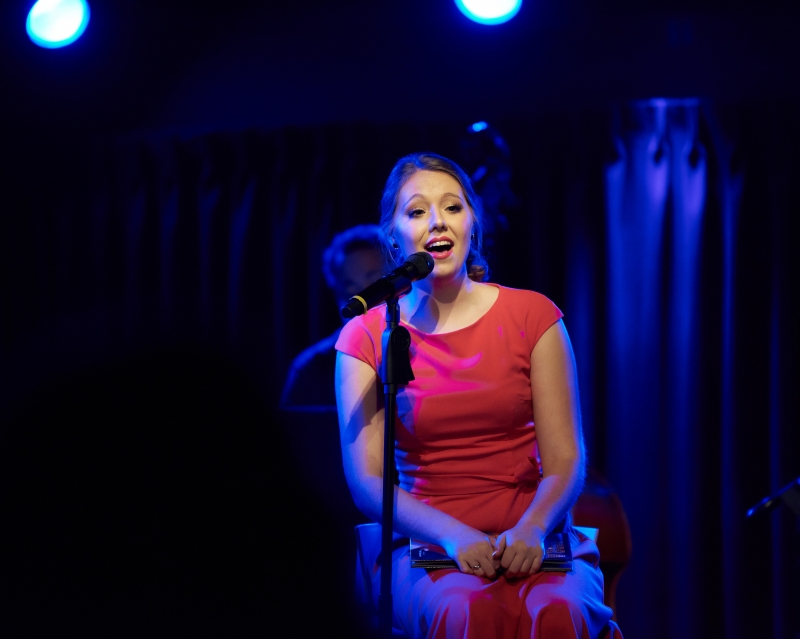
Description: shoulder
494,285,563,317
337,306,386,344
491,285,564,349
290,330,341,370
335,306,387,369
281,330,341,408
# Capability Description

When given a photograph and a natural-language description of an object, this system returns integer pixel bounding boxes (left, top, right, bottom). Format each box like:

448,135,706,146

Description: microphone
340,252,435,319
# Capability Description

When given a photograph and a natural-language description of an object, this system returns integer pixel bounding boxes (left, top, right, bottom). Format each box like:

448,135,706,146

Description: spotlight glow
471,121,489,132
455,0,522,25
27,0,90,49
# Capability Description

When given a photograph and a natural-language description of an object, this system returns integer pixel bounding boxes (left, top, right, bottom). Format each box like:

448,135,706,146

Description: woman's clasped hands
443,520,546,580
442,527,501,578
493,520,546,578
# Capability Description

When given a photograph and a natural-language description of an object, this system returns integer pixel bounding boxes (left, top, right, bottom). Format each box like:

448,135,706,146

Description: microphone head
339,252,435,320
340,296,365,319
404,252,435,280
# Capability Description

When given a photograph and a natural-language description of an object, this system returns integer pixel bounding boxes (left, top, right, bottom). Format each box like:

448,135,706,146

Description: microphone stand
746,475,800,639
378,294,414,638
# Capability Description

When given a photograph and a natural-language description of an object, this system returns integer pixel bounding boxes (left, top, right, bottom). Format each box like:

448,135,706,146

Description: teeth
427,241,453,249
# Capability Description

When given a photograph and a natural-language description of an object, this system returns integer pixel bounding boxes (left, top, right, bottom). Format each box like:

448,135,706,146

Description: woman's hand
493,521,546,578
441,526,501,579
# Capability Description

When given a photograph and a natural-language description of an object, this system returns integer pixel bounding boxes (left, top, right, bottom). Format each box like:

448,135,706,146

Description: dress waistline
399,456,542,496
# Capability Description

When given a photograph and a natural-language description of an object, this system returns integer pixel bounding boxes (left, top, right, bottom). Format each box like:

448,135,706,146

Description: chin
430,263,466,281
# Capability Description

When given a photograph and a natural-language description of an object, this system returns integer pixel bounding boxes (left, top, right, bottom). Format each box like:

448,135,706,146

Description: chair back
571,468,632,619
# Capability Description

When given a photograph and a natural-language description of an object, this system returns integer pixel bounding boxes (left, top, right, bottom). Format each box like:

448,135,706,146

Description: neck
402,268,472,320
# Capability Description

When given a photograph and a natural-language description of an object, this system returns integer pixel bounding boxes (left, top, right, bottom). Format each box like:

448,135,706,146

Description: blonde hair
378,152,489,282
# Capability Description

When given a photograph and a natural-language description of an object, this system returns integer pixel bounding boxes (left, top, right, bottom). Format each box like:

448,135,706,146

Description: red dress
336,285,620,639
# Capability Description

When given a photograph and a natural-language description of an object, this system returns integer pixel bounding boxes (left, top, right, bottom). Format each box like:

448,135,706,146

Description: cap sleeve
525,291,564,351
335,313,381,371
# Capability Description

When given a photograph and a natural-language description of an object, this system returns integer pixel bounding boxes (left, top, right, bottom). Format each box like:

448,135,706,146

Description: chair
570,467,633,620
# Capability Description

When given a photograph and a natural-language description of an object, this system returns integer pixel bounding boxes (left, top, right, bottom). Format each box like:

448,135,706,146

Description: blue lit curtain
604,101,710,635
1,104,797,638
561,100,800,639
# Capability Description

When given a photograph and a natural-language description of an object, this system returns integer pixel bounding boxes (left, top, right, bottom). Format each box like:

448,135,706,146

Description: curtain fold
605,100,719,637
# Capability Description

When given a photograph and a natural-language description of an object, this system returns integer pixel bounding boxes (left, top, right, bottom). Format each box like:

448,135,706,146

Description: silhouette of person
280,224,385,412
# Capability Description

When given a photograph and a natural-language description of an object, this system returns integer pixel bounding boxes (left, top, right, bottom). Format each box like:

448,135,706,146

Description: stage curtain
1,103,797,638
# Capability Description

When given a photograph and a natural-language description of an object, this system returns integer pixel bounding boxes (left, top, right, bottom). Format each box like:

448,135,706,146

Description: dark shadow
1,344,370,638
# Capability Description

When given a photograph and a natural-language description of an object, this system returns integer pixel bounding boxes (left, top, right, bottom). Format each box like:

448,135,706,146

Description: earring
470,233,475,240
390,238,399,249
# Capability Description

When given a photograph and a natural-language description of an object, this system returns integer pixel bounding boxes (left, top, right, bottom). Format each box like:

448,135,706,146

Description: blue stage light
27,0,90,49
471,121,489,132
454,0,522,25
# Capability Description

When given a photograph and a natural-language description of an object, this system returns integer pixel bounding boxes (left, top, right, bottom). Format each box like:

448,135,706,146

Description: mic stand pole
378,295,414,638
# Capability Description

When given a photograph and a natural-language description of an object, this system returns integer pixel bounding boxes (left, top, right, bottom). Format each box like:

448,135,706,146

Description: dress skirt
373,527,620,639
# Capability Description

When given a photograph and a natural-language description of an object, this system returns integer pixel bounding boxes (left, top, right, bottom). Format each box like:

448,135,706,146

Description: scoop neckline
400,283,502,337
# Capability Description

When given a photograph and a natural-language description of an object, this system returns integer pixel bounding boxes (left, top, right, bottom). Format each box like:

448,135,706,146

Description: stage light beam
455,0,522,25
27,0,90,49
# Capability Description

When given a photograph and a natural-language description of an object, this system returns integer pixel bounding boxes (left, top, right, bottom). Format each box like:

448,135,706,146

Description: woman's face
392,170,474,282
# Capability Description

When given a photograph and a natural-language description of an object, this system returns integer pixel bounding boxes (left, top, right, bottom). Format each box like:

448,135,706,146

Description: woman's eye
446,203,463,212
408,208,425,217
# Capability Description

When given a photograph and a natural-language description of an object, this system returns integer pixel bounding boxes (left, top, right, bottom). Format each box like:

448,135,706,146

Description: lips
424,237,454,259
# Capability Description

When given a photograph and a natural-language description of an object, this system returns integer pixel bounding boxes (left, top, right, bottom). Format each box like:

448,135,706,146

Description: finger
492,554,503,572
507,549,527,576
479,555,497,579
493,534,506,559
500,543,516,570
519,553,535,575
465,559,486,577
530,550,544,574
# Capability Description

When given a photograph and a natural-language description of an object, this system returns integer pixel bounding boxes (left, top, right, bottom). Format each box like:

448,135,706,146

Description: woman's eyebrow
400,192,464,209
400,193,424,209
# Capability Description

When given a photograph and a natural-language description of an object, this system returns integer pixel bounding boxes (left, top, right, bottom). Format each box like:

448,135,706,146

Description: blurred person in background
281,224,385,412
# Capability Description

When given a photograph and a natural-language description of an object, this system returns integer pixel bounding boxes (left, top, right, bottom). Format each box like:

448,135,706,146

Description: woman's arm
494,319,585,577
336,351,501,577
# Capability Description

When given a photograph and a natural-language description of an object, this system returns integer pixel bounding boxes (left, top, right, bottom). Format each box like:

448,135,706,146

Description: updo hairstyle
378,152,489,282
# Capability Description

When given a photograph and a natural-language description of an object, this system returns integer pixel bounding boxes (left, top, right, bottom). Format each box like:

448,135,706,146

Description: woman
335,153,619,638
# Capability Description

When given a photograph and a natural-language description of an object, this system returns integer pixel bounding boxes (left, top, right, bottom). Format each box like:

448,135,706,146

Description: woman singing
335,153,619,638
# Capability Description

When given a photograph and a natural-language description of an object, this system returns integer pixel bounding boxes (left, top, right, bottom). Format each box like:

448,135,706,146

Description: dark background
1,0,799,637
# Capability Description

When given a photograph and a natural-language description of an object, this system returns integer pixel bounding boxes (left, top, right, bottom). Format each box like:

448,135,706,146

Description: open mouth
425,240,454,253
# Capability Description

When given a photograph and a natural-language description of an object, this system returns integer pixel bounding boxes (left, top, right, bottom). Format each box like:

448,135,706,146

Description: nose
428,206,448,231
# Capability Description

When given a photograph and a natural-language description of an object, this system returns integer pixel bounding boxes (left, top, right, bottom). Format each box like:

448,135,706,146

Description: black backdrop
2,100,799,637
